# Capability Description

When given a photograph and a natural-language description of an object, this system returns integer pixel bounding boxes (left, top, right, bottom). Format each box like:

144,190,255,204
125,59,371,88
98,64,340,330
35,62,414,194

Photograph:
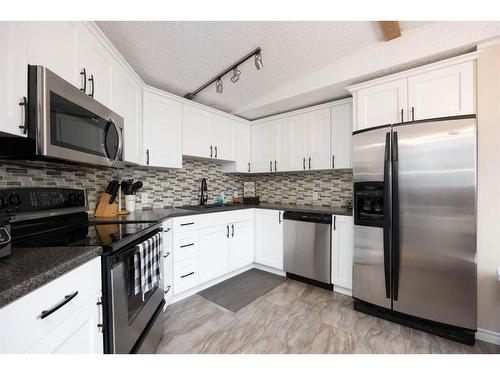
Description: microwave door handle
112,121,123,166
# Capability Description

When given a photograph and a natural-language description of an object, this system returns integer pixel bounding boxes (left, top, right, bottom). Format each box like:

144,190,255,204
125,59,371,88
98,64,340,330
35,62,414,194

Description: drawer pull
163,252,171,258
164,227,171,233
164,285,171,294
180,243,194,248
180,222,194,226
180,272,195,279
40,291,79,320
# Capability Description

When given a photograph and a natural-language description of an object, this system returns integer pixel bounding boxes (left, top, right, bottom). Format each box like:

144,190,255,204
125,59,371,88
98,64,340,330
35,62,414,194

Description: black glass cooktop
11,212,154,249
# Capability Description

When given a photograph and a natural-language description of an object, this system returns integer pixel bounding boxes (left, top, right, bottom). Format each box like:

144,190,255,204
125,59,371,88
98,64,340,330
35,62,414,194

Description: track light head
215,77,223,94
254,52,263,70
230,67,241,83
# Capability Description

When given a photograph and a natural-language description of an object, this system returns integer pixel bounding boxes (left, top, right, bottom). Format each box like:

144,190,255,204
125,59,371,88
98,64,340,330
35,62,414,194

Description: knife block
94,193,118,218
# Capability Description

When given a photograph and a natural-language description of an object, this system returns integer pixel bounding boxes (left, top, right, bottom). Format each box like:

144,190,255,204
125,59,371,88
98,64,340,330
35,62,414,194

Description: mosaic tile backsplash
0,159,352,212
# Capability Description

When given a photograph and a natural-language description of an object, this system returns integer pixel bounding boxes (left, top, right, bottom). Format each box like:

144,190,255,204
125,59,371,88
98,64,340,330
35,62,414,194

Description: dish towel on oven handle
133,232,163,300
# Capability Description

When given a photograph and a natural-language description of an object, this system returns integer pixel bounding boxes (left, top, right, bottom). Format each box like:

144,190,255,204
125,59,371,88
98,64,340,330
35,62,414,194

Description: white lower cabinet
26,292,103,354
331,215,354,292
228,220,255,270
199,224,230,283
255,209,284,270
0,257,102,354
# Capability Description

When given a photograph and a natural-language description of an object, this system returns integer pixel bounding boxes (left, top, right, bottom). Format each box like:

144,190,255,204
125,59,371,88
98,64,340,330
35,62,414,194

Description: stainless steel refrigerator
352,115,477,345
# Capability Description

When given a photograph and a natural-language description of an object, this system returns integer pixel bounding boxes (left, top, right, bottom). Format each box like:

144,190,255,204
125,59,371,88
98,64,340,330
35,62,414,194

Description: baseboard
476,328,500,345
252,263,286,276
333,285,352,297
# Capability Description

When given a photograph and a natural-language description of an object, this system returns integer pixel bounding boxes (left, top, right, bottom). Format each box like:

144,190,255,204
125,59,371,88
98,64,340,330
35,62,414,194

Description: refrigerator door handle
392,131,400,301
383,132,391,299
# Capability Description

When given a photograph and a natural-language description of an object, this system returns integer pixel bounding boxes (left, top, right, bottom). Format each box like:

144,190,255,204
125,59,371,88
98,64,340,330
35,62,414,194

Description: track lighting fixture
215,78,223,94
230,67,241,83
254,52,263,70
184,47,262,99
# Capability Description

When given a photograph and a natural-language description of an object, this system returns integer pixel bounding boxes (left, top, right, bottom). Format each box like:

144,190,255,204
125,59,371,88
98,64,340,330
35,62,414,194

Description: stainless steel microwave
0,65,124,168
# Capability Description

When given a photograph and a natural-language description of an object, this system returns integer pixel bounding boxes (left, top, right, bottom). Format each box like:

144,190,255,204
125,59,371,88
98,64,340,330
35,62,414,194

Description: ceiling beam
379,21,401,41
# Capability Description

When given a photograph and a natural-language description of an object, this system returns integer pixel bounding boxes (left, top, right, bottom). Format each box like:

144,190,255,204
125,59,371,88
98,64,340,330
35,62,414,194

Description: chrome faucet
199,178,208,205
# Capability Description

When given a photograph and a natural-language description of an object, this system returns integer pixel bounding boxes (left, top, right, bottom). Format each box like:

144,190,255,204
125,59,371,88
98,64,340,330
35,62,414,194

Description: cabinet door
307,108,331,170
77,25,114,107
182,105,211,158
408,61,475,120
356,78,407,130
212,117,234,161
255,210,283,270
143,90,183,168
274,118,288,172
28,21,80,88
331,102,352,169
332,215,354,291
251,121,275,173
228,220,255,271
232,121,251,173
26,293,103,354
112,66,143,164
287,113,308,171
199,225,229,283
0,22,28,137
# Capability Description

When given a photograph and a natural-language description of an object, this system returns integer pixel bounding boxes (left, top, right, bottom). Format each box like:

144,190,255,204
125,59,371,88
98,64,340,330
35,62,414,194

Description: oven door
29,65,124,167
108,230,165,354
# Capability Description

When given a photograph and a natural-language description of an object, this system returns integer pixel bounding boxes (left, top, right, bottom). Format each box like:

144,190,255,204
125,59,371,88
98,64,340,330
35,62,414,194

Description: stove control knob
9,194,22,207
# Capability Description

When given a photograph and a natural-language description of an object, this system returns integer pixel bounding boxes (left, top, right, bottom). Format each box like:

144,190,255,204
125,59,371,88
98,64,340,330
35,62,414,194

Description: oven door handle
108,227,164,265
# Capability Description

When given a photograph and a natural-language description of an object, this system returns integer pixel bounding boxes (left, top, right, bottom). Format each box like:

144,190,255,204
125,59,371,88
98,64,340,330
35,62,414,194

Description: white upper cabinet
274,118,289,172
112,66,143,165
331,100,352,169
223,120,251,173
251,121,275,173
182,104,211,158
407,61,475,121
349,53,478,131
76,24,114,107
183,104,235,161
287,113,308,171
0,22,28,137
307,108,331,170
143,89,183,168
355,78,408,130
28,21,80,88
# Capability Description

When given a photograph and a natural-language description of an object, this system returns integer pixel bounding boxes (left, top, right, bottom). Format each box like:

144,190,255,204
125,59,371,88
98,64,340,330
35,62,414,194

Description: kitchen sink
180,203,236,210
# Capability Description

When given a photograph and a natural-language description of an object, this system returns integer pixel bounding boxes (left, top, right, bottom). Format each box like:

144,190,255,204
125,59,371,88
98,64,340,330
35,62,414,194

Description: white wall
477,41,500,341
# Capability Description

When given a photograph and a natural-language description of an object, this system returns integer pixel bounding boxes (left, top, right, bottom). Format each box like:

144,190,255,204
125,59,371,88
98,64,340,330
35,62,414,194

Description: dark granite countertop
90,203,352,223
0,246,102,309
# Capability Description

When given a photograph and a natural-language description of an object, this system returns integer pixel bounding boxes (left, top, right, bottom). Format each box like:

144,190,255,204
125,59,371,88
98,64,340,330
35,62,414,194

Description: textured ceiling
97,21,500,119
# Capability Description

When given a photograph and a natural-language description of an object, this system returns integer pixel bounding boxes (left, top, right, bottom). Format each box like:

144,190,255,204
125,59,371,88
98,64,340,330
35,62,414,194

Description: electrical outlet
141,192,148,204
313,192,319,201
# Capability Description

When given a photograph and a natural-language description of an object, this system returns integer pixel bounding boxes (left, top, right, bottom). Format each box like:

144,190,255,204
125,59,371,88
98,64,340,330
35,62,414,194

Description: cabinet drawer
173,231,199,262
173,216,198,233
173,258,200,294
0,257,101,354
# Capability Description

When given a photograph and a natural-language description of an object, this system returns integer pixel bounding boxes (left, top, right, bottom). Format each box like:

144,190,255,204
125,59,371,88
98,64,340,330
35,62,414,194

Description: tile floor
156,279,500,354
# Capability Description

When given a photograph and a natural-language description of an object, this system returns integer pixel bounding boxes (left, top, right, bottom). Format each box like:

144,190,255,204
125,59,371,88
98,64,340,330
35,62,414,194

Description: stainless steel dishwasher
283,211,332,289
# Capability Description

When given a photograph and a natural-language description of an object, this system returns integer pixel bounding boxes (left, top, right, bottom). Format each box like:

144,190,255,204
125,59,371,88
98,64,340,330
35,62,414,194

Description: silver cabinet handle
210,145,213,158
19,96,28,134
226,225,230,238
231,224,234,237
146,149,150,165
80,68,87,92
400,109,404,123
303,157,306,170
96,297,103,332
270,161,272,172
411,106,415,122
88,74,94,98
274,160,277,171
309,157,311,170
332,155,335,168
279,211,282,224
248,162,250,173
215,146,218,158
